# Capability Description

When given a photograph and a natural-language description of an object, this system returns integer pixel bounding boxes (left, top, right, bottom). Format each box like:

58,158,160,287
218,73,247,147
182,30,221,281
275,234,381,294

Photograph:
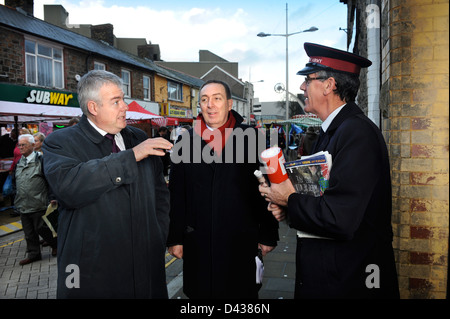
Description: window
143,76,151,100
121,70,131,97
25,39,64,88
168,81,182,101
94,62,105,70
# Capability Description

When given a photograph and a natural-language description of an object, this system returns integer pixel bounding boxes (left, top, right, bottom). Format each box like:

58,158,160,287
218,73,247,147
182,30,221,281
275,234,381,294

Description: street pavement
0,207,296,299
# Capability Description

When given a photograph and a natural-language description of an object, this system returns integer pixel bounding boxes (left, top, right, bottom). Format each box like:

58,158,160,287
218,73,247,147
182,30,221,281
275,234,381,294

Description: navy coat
167,111,279,299
288,102,399,299
43,115,170,299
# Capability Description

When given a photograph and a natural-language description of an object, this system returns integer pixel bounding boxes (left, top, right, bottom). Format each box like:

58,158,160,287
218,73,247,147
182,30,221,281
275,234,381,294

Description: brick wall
382,0,449,299
0,27,25,84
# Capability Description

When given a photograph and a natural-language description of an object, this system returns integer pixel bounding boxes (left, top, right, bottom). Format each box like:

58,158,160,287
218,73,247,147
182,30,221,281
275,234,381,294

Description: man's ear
227,99,233,111
87,101,98,116
323,77,336,96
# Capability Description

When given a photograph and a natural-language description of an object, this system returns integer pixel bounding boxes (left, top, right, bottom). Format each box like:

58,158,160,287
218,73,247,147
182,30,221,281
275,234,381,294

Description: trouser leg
36,212,57,249
20,212,41,259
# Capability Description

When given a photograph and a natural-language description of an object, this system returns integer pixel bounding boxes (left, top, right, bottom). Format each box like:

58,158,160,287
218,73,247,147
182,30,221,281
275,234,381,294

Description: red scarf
194,111,236,155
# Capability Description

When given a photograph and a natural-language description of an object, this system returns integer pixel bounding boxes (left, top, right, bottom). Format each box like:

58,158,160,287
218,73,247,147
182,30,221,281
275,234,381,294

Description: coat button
115,177,122,183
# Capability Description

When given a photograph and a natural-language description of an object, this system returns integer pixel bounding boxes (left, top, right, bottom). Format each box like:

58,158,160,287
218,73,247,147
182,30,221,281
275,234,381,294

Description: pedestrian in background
42,70,172,299
167,80,279,299
33,132,45,154
259,43,399,299
10,128,31,173
68,117,79,126
12,134,57,265
0,128,16,158
300,126,319,156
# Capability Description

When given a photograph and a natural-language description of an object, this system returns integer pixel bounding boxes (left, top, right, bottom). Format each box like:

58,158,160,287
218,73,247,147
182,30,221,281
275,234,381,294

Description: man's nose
300,81,307,91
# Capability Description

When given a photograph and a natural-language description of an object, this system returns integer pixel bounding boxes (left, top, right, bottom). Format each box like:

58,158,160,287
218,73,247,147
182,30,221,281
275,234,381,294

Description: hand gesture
132,137,173,162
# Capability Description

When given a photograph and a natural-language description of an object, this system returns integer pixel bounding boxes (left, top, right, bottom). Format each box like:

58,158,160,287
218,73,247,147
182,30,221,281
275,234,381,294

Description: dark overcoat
167,111,279,299
42,115,170,299
288,102,399,299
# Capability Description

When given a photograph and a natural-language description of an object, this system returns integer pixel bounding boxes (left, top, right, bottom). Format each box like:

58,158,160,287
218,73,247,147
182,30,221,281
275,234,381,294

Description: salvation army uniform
287,43,399,299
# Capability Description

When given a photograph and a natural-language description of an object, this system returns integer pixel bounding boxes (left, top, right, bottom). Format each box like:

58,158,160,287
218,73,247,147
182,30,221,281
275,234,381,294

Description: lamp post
258,3,318,149
246,80,264,124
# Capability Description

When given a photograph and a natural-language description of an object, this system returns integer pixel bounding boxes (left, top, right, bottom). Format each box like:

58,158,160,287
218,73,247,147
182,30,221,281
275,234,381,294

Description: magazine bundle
283,151,332,197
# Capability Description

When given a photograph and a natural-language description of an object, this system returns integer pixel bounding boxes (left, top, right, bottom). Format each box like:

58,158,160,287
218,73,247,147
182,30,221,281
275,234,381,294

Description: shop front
159,103,194,127
0,83,82,135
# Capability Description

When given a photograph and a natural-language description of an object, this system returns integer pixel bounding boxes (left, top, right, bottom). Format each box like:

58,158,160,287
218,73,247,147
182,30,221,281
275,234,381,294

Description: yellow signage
26,89,74,106
169,108,187,117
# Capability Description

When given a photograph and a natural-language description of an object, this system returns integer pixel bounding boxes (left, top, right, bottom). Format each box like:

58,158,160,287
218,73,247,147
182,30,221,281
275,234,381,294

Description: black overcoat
288,102,399,299
167,111,279,299
42,115,170,299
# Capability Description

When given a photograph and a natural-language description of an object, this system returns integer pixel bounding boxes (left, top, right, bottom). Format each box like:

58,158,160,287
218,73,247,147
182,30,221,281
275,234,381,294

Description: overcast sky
2,0,351,102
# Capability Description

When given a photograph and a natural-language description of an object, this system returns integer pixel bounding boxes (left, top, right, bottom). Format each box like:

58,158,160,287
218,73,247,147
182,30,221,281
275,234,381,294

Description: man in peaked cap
259,43,399,299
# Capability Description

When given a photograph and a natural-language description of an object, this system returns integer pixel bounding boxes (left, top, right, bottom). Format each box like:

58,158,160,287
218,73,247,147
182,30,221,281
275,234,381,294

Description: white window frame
143,75,151,101
94,61,106,70
25,37,64,89
121,69,131,97
168,81,182,101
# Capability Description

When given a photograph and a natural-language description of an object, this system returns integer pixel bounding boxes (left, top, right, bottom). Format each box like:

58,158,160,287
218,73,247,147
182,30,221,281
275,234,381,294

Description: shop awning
0,100,165,124
126,101,167,126
127,101,194,127
0,100,82,124
127,101,164,121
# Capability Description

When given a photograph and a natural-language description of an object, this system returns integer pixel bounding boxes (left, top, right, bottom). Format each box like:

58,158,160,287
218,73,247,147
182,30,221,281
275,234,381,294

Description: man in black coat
167,80,279,299
259,43,399,299
43,70,172,298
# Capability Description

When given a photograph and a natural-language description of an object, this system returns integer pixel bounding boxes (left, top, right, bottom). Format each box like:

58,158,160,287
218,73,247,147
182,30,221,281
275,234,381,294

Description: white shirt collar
321,103,346,132
87,118,125,151
24,151,36,163
87,117,109,136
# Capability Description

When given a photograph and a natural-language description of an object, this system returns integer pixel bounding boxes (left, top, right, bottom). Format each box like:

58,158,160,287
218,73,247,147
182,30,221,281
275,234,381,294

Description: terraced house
0,1,201,130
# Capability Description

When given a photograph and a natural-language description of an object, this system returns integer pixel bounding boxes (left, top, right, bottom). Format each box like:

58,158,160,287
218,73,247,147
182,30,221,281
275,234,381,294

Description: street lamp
246,80,264,125
258,3,318,149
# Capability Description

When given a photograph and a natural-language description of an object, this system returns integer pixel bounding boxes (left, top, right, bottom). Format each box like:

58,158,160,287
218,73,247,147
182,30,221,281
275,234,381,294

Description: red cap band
309,56,361,74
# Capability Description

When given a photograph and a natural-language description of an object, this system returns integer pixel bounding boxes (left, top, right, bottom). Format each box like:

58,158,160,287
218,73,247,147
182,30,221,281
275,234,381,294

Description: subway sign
26,89,74,106
0,83,79,107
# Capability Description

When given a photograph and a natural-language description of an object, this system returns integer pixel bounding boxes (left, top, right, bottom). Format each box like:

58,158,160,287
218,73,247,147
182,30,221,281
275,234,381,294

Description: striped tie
105,134,120,153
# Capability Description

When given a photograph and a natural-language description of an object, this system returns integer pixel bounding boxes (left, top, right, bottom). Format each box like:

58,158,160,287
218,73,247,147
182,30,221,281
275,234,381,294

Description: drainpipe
366,1,381,127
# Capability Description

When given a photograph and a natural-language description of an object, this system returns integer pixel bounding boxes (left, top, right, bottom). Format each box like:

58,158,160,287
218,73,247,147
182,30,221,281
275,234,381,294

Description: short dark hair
200,80,232,100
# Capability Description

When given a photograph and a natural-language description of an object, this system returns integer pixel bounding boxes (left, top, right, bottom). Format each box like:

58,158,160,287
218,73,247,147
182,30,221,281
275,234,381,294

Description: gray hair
33,132,45,142
19,134,35,144
77,70,123,115
316,70,360,103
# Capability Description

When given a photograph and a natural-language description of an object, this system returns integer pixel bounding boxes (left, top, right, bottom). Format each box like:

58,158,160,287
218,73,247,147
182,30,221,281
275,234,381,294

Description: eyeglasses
304,76,327,85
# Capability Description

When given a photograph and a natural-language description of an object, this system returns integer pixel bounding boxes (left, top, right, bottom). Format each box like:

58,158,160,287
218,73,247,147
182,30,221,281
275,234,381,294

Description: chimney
44,5,69,27
91,24,115,46
138,44,161,61
5,0,34,16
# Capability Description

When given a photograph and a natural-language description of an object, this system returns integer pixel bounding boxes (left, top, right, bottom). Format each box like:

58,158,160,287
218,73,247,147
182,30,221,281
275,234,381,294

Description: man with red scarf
167,80,279,299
